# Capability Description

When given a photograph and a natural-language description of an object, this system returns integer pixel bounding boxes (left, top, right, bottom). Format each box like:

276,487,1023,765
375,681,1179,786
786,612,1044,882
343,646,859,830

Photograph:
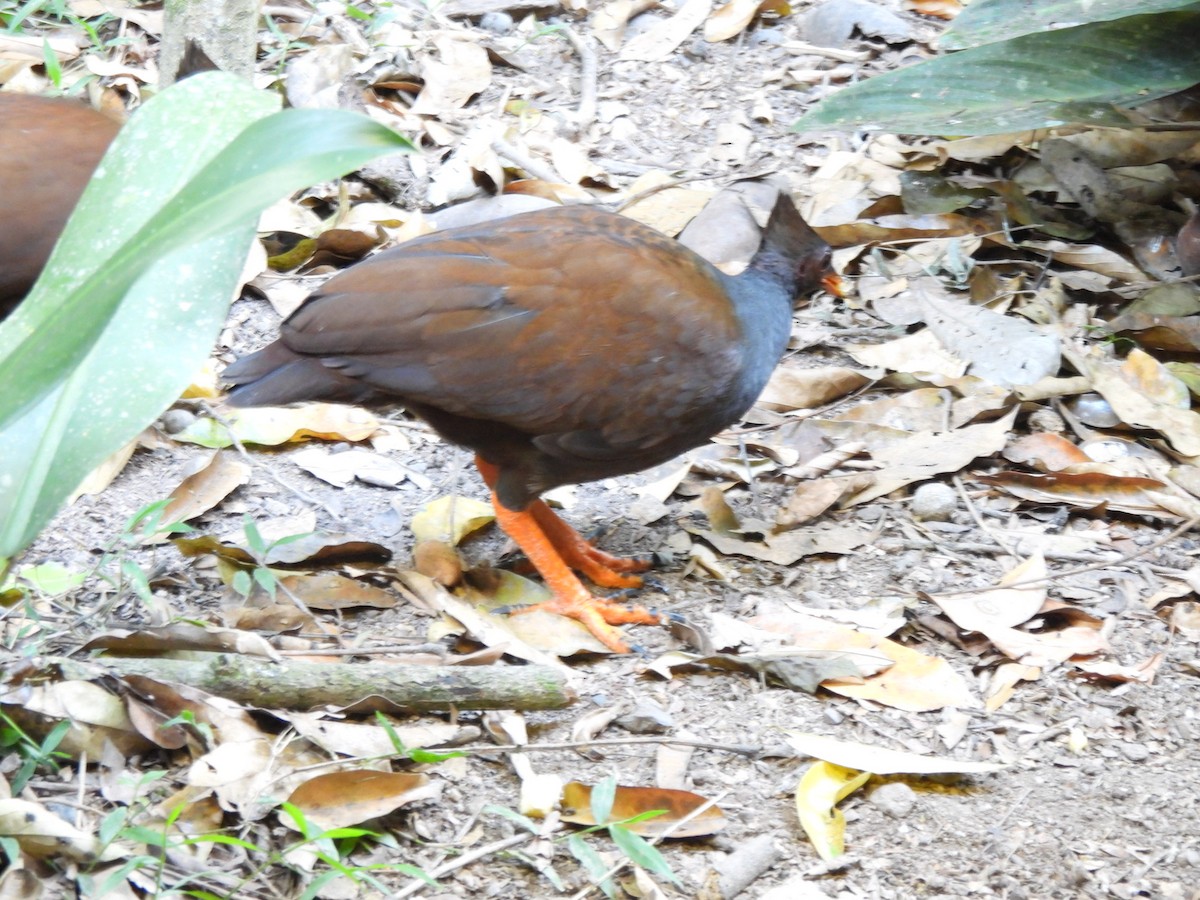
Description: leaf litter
7,0,1200,896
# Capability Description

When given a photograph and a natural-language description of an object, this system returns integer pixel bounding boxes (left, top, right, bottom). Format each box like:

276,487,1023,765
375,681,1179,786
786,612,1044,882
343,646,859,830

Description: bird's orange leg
475,456,660,653
527,499,650,589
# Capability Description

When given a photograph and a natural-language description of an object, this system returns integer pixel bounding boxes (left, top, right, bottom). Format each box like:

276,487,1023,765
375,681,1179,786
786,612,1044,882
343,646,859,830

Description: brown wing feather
277,207,746,455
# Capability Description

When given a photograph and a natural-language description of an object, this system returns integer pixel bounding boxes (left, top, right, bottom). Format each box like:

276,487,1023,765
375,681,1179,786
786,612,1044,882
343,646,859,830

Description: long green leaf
941,0,1200,50
0,72,412,564
793,11,1200,136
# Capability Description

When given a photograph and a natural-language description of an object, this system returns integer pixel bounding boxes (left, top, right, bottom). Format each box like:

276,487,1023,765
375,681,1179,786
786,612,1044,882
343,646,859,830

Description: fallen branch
48,654,576,711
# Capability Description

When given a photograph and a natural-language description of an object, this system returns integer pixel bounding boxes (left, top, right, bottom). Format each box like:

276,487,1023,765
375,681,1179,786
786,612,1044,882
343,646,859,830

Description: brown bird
0,93,120,317
225,195,837,652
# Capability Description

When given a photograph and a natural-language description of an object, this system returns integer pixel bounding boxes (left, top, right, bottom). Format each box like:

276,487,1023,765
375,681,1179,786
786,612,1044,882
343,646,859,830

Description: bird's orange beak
822,273,844,298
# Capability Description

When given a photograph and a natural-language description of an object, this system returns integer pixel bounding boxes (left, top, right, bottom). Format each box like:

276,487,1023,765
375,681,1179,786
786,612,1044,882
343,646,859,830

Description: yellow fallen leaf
410,495,495,545
794,761,869,860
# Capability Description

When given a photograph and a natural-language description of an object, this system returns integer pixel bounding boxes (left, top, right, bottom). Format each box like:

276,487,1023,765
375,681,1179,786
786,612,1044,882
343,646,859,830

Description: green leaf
591,776,616,826
486,805,540,834
941,0,1200,50
793,11,1200,136
567,833,617,900
608,825,679,884
0,71,412,565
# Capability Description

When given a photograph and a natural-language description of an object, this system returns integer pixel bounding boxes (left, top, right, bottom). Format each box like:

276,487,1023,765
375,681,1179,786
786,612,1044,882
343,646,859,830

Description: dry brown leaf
410,495,495,545
1022,239,1148,282
1003,433,1092,471
290,715,462,758
149,451,251,542
177,404,380,448
985,662,1042,712
775,479,849,530
793,761,868,861
561,781,726,837
411,38,492,116
984,624,1108,667
693,523,871,566
174,532,392,567
424,570,591,662
277,574,397,611
843,409,1017,506
1169,601,1200,640
833,387,952,432
413,540,465,587
83,623,281,659
757,365,872,411
916,293,1061,387
929,553,1047,634
619,0,712,61
592,0,637,50
905,0,962,18
823,636,979,711
287,771,438,831
704,0,762,42
70,436,138,500
1070,654,1164,685
292,446,424,489
978,471,1178,518
848,329,967,378
0,799,130,862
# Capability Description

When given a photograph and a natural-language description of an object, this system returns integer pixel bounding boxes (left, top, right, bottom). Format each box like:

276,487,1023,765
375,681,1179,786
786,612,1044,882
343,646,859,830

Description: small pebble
159,408,195,434
1120,742,1150,762
868,781,916,818
910,482,957,521
478,11,513,33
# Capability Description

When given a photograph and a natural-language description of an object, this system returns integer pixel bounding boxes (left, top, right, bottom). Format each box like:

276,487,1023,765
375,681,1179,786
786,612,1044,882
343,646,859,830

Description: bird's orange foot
512,588,663,653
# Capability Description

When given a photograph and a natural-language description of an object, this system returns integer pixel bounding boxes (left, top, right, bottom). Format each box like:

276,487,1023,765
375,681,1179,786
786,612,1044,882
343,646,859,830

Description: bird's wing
279,208,748,455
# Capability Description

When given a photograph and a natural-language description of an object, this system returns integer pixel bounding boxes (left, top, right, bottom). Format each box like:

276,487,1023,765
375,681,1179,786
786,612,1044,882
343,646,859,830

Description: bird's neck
723,262,796,398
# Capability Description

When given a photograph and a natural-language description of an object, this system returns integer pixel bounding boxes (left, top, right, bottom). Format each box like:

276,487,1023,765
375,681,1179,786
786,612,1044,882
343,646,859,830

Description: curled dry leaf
1003,433,1092,471
149,451,251,542
704,0,765,43
410,38,492,117
693,522,871,566
794,761,869,861
561,781,727,837
822,635,978,711
619,0,711,62
289,714,463,758
286,770,438,831
848,329,968,379
82,623,279,658
985,662,1042,713
978,471,1180,518
175,532,392,566
1022,239,1148,283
